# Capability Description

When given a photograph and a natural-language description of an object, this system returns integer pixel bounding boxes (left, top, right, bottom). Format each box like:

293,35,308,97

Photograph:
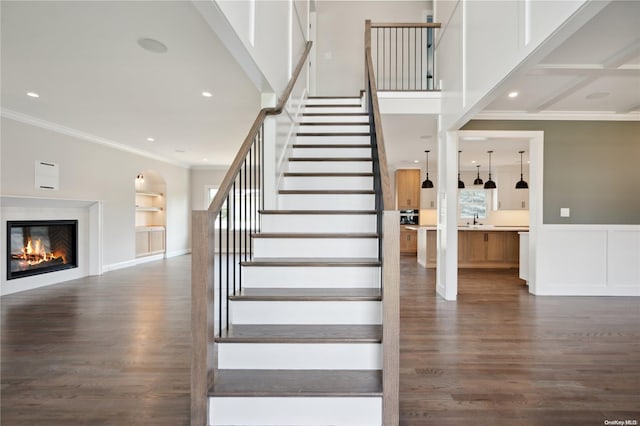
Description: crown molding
475,110,640,121
1,109,189,168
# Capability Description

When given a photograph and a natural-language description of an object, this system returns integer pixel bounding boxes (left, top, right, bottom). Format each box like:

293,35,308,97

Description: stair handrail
365,21,393,210
208,41,313,215
192,41,312,426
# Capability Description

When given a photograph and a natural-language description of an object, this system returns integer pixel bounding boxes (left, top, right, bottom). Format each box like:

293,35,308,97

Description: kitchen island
408,226,529,268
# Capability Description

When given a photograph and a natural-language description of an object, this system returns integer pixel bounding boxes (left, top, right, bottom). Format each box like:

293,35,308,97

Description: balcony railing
367,21,441,91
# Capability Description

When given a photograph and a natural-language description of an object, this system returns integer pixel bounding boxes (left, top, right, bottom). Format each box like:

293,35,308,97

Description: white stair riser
282,176,373,190
241,266,380,288
305,98,362,105
304,106,365,114
209,397,382,426
292,147,371,158
254,238,378,258
298,124,369,133
296,135,371,145
230,301,382,324
218,343,381,370
300,115,368,123
279,193,375,210
287,160,372,173
262,214,377,233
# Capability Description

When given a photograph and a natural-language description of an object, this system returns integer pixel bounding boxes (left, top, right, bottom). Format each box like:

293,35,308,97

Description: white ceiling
1,1,637,171
1,1,261,167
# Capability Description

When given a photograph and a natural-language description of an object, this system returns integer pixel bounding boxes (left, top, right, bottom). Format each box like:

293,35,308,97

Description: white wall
315,1,431,95
1,118,191,269
191,168,229,210
216,0,309,95
436,0,594,131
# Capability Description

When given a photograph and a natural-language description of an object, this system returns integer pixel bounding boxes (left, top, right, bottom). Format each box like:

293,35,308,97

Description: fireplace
7,220,78,280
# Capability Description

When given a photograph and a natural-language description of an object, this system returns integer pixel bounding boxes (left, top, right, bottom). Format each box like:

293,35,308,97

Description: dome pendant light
421,150,434,189
473,164,483,185
515,150,529,189
457,150,465,188
483,150,496,189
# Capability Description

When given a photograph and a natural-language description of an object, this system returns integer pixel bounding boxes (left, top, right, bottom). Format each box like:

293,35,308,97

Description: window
207,187,260,229
459,189,487,219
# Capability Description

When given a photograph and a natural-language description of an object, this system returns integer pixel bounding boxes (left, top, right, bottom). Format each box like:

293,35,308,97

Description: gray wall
462,120,640,225
1,118,192,266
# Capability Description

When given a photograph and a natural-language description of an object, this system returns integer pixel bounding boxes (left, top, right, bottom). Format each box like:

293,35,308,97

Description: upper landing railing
367,21,442,91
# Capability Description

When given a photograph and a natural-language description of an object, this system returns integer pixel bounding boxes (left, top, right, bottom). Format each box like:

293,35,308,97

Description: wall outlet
560,208,570,217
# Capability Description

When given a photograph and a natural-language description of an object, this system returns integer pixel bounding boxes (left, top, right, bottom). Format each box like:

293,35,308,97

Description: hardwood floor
400,256,640,425
2,255,638,425
1,256,192,426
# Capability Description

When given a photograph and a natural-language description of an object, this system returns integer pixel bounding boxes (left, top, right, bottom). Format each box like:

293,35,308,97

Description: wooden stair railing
365,19,401,426
191,41,312,426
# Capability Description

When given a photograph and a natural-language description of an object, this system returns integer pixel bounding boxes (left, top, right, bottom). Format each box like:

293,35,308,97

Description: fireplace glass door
7,220,78,280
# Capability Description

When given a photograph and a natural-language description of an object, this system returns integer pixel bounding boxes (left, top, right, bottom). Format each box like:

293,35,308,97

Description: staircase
207,96,384,425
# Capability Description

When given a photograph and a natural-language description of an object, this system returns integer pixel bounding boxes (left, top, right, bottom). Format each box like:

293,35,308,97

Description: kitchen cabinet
458,230,519,268
426,230,437,267
400,226,418,254
395,169,420,209
496,170,529,210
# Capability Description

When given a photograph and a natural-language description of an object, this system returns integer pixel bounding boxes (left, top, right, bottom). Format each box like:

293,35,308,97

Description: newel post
191,210,216,426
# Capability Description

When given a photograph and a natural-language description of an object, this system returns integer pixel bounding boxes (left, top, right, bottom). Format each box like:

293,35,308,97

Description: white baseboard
102,258,139,273
166,248,191,258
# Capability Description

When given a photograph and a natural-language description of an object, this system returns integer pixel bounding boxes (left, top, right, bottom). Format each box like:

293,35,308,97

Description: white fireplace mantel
1,195,103,296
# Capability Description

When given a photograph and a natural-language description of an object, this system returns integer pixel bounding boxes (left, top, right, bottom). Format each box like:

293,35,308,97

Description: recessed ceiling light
203,158,209,162
137,37,168,53
586,91,610,100
462,136,487,141
471,160,476,164
175,149,185,153
419,135,432,139
202,91,213,98
508,91,519,98
413,160,420,163
26,92,40,98
147,137,155,142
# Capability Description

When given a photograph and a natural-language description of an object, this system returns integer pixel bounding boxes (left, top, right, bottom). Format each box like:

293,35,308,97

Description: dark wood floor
2,255,639,425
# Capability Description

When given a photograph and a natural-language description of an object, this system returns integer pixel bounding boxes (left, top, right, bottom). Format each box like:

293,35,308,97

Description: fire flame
17,238,64,266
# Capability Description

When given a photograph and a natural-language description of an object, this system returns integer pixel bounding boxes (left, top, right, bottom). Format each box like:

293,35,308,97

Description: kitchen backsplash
419,209,529,227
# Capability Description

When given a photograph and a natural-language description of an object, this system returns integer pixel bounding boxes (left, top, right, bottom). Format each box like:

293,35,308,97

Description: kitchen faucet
473,213,480,225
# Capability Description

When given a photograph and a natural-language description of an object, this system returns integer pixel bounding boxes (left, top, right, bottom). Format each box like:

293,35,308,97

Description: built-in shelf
136,206,163,212
135,191,163,197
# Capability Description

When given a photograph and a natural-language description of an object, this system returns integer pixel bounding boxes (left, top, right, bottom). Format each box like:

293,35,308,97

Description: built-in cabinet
136,226,165,257
135,182,166,258
458,231,519,268
395,169,420,209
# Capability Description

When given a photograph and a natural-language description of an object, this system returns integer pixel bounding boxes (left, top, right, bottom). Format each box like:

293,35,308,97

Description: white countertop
405,225,529,232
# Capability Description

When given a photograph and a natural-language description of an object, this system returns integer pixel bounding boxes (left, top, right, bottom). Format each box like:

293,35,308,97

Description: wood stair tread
228,287,381,301
303,104,362,108
215,324,382,343
299,122,368,126
241,257,381,267
210,370,382,397
287,157,372,162
251,232,379,238
297,132,370,136
259,209,377,215
279,189,375,194
292,144,371,148
283,172,374,177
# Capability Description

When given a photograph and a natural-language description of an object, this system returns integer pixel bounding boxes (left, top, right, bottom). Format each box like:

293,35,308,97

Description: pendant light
483,150,496,189
515,150,529,189
421,150,434,189
457,151,465,188
473,164,483,185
